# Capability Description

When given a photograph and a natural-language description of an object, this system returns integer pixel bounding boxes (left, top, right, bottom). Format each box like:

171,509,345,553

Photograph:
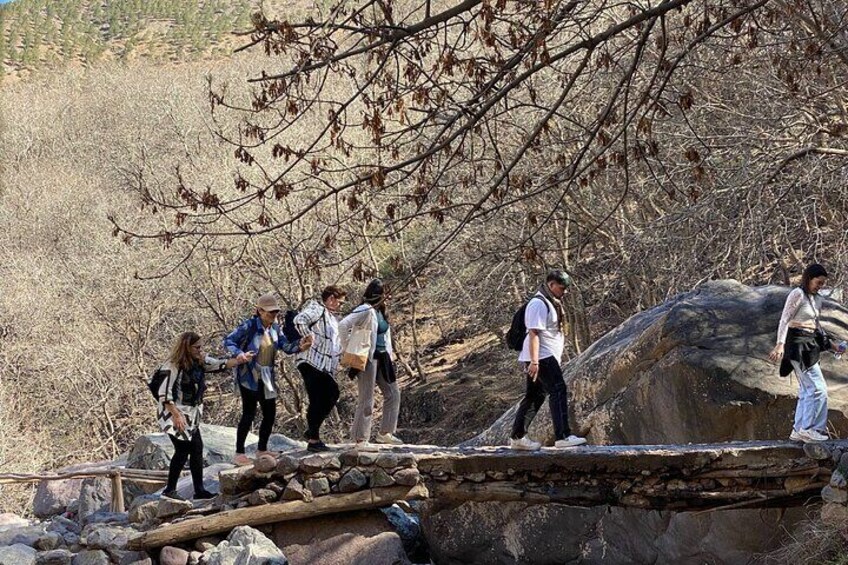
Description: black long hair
800,263,828,295
362,279,388,321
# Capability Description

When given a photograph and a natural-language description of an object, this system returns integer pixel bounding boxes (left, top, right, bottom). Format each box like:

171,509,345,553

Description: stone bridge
128,440,848,550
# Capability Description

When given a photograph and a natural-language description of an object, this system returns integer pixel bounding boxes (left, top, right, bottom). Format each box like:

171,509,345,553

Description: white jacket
338,304,394,361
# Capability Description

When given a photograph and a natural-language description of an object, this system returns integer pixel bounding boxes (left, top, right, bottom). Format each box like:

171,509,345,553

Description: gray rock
0,513,29,532
127,425,257,471
281,479,312,502
247,489,278,506
34,532,64,551
219,466,258,495
47,517,81,536
375,453,399,469
0,544,37,565
9,527,43,548
34,478,83,519
81,525,130,551
127,496,159,525
84,511,128,526
156,498,193,521
299,455,327,474
203,526,287,565
71,550,110,565
254,455,276,474
381,504,422,556
265,482,286,497
822,485,848,504
61,533,79,547
304,478,330,497
159,546,189,565
77,478,111,525
274,456,299,476
339,468,368,493
111,549,151,565
35,549,73,565
188,550,202,565
358,453,378,466
370,468,395,488
194,537,221,552
465,281,848,447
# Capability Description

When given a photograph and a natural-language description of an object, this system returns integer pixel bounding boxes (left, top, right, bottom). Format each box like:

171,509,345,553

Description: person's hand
526,361,539,381
170,409,187,433
299,335,314,351
236,351,255,364
768,344,784,364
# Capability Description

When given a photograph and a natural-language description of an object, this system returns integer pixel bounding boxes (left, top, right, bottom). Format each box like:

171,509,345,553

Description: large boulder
272,510,409,565
467,280,848,446
126,425,258,471
0,544,37,565
421,501,808,564
202,526,287,565
33,461,114,520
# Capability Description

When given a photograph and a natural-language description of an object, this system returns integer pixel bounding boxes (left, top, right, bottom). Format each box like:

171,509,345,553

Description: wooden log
128,484,429,550
110,472,125,513
690,463,822,479
0,467,172,485
431,481,608,505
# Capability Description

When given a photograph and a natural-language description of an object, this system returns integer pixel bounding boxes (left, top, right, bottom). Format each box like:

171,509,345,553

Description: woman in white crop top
768,263,834,443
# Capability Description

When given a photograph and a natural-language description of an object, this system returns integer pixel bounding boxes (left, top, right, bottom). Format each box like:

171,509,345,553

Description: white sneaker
554,435,587,448
509,437,541,451
375,433,404,445
798,429,828,443
789,429,804,442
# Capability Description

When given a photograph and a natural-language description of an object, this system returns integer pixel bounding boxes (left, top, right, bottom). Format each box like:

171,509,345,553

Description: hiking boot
798,429,828,443
789,429,804,442
232,453,253,466
307,440,330,452
554,435,587,448
194,489,216,500
161,489,186,501
375,432,404,445
509,437,541,451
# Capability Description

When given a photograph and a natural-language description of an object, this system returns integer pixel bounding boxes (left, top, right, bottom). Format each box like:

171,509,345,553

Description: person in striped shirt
294,285,347,452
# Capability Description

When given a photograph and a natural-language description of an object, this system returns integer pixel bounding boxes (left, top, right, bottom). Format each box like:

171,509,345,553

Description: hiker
293,285,347,452
339,279,403,446
156,331,253,500
224,293,313,465
509,270,587,450
769,263,844,443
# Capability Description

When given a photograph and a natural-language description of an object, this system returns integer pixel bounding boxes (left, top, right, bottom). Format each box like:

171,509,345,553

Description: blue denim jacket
223,316,301,391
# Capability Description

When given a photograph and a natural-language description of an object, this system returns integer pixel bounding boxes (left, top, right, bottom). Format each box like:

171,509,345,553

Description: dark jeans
236,384,276,453
298,363,341,440
510,356,571,441
167,429,204,493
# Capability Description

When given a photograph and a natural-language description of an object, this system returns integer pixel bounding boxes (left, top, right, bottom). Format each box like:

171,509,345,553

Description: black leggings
298,363,341,440
167,430,204,493
236,384,276,453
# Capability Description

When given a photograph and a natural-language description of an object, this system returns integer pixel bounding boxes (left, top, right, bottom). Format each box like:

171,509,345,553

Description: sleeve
224,320,250,356
524,298,549,331
776,288,803,345
159,366,177,404
294,300,322,337
203,355,229,373
275,326,302,355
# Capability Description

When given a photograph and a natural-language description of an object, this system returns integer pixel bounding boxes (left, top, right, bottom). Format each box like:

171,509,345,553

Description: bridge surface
128,439,846,550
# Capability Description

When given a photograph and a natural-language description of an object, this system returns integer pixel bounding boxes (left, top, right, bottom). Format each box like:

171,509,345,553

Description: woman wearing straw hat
224,293,313,465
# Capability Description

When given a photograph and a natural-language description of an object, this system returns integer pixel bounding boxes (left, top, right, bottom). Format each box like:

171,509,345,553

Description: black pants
167,429,204,493
236,384,276,453
298,363,341,440
510,356,571,441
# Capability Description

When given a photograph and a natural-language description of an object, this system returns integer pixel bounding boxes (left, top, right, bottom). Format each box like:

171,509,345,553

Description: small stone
71,549,110,565
156,498,193,520
81,524,130,551
466,473,486,483
822,485,848,504
803,442,833,461
158,546,189,565
300,454,328,474
247,489,278,506
370,468,395,488
339,451,359,467
194,537,220,552
281,478,313,502
188,551,203,565
128,499,159,525
324,457,342,471
304,478,330,497
324,471,341,483
218,466,258,495
254,455,277,474
35,532,64,551
375,454,399,469
36,549,73,565
397,454,416,467
275,455,300,476
111,549,152,565
487,471,507,481
393,468,420,487
266,481,287,496
338,468,368,493
61,533,79,547
46,517,81,536
358,452,378,466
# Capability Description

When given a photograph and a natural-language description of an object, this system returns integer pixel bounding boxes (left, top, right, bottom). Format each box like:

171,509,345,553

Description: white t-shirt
518,294,565,363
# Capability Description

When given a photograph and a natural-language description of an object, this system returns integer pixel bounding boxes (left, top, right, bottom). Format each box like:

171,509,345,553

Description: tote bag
341,325,371,371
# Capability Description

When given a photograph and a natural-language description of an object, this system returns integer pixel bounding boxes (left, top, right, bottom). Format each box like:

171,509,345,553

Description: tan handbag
341,325,370,371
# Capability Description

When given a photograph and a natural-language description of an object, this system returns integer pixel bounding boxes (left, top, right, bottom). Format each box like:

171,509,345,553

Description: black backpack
282,308,322,343
505,297,550,351
147,367,171,400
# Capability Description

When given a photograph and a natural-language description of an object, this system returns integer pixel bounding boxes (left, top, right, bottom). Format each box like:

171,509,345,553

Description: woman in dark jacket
156,331,252,500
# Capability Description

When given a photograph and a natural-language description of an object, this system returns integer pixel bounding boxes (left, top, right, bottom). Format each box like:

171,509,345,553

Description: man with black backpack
508,270,587,450
294,285,347,452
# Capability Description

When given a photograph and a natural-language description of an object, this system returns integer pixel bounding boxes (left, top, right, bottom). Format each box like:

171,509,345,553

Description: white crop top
776,287,823,345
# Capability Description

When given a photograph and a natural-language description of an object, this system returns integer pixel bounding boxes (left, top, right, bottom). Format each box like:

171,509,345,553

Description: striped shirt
294,299,341,375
